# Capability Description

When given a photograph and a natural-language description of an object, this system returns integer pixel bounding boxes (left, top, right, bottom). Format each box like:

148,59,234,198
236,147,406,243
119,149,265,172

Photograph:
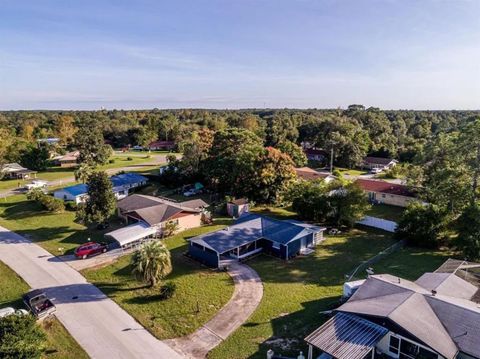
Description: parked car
0,307,29,318
96,222,110,230
370,167,383,174
183,189,198,197
25,180,48,190
74,241,108,259
23,290,56,319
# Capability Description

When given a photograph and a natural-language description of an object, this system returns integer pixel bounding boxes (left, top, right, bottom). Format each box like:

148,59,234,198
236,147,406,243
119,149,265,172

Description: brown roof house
295,167,337,184
305,259,480,359
304,148,329,162
54,151,80,167
106,194,207,247
356,179,416,207
147,140,176,151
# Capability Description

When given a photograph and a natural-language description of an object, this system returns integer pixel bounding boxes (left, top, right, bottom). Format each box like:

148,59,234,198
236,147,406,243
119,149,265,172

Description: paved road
0,226,184,359
165,261,263,358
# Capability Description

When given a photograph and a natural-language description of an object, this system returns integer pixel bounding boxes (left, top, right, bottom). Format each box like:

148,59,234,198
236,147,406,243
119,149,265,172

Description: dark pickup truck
23,289,56,319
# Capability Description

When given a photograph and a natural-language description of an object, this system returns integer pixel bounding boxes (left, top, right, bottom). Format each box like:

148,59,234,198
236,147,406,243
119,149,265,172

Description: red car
74,242,108,259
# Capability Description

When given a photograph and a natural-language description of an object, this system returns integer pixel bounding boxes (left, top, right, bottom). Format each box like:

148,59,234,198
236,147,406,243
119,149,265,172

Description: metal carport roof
105,222,157,247
305,312,388,359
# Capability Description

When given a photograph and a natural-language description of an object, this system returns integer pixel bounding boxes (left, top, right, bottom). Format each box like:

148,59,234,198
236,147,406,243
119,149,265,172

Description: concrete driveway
0,226,184,359
165,261,263,358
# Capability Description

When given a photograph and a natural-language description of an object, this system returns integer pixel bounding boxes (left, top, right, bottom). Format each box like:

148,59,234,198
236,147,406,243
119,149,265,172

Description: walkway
165,261,263,358
0,226,184,359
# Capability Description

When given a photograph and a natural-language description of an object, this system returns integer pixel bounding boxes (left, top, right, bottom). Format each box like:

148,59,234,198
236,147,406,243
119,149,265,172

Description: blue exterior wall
188,242,219,268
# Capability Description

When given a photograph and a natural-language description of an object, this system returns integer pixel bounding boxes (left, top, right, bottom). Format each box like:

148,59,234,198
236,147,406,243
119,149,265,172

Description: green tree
131,241,172,287
204,128,264,196
253,147,296,203
0,314,46,359
74,120,112,166
74,163,94,184
19,145,49,171
77,171,116,225
395,202,446,248
456,203,480,260
163,221,179,237
277,140,307,167
329,182,371,227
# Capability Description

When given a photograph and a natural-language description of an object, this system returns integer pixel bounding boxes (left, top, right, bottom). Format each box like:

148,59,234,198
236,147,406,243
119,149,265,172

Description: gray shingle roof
337,272,480,359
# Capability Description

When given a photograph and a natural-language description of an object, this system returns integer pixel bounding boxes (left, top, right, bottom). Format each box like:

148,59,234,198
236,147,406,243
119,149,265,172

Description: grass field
366,204,405,222
209,228,396,359
0,194,120,255
0,261,88,359
337,168,368,176
83,222,234,339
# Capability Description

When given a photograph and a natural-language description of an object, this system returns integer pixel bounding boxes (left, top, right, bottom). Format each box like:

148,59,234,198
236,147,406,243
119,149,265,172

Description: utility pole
330,147,334,174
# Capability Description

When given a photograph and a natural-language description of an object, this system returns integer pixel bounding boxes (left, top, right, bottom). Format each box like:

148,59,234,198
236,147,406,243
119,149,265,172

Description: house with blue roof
53,173,148,204
188,213,326,268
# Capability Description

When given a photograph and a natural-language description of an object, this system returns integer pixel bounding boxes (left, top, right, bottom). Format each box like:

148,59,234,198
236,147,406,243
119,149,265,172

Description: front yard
0,261,88,359
365,204,404,222
0,194,118,255
83,223,235,339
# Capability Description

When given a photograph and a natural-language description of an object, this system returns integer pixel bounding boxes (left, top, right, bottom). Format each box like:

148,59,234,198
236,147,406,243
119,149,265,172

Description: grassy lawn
0,261,88,359
368,247,456,280
83,222,234,339
0,154,162,192
365,204,404,222
0,194,121,255
209,228,396,359
337,168,368,176
251,206,298,220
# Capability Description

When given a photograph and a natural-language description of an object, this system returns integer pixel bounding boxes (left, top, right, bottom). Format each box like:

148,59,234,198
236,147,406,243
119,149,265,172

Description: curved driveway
165,261,263,358
0,226,183,359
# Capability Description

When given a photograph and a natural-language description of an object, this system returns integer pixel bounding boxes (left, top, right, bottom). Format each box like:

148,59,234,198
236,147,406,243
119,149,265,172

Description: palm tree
131,241,172,287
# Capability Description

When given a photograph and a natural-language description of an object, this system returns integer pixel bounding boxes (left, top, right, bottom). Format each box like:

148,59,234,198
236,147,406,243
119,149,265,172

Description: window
400,339,419,359
389,336,400,356
382,194,386,198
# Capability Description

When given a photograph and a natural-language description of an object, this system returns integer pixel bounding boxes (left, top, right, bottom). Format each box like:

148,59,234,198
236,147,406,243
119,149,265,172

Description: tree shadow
248,296,340,359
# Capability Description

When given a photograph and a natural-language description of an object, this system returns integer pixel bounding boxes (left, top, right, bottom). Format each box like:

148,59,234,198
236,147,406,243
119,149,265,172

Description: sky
0,0,479,110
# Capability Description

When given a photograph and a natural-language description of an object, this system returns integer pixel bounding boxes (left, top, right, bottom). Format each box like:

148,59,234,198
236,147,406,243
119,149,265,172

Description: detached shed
226,198,249,218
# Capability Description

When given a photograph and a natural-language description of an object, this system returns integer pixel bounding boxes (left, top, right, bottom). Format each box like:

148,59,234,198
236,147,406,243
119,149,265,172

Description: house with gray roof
305,260,480,359
108,194,208,248
188,213,326,268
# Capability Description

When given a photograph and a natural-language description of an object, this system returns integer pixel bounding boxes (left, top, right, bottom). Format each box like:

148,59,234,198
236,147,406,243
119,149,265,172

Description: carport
105,222,157,248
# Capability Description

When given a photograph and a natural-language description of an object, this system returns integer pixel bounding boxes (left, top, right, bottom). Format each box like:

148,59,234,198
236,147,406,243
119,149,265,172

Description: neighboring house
107,194,207,247
0,163,37,180
363,156,398,171
53,151,80,167
37,138,60,146
188,213,326,268
305,259,480,359
53,173,148,204
304,148,328,162
356,179,415,207
295,167,337,183
226,198,250,218
147,140,176,151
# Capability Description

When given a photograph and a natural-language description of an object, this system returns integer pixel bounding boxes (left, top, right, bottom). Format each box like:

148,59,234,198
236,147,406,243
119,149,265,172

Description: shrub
395,202,446,248
109,159,115,164
0,314,47,359
127,157,133,161
160,281,177,299
65,201,78,211
27,190,65,213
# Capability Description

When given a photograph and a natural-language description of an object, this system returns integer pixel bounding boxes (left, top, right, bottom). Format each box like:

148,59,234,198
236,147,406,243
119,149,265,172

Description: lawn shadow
247,296,340,359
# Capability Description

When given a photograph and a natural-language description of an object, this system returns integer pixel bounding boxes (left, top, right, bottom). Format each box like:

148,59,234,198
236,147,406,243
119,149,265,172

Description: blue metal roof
190,214,325,254
59,173,147,197
110,173,148,187
62,183,88,196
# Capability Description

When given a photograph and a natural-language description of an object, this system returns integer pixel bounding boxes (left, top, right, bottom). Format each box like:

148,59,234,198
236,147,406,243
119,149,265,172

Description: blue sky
0,0,479,110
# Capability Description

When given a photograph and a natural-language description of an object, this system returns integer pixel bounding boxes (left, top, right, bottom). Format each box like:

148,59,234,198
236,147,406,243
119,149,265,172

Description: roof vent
431,290,437,296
